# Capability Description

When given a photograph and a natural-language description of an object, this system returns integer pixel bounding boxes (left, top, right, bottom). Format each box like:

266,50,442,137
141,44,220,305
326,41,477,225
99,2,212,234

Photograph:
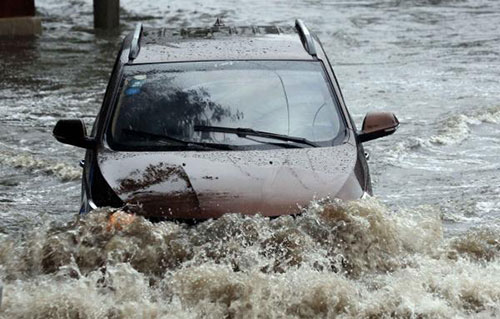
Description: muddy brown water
0,0,499,317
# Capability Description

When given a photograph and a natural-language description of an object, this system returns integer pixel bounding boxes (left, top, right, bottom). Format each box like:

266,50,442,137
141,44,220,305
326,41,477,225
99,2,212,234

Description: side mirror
53,119,96,149
358,112,399,143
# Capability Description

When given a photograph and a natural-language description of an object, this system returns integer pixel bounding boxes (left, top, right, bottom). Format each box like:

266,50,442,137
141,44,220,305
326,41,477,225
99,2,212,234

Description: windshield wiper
122,129,233,150
194,125,318,148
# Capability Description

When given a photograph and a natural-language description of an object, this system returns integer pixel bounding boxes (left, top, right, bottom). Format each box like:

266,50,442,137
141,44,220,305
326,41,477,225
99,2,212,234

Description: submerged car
53,19,399,220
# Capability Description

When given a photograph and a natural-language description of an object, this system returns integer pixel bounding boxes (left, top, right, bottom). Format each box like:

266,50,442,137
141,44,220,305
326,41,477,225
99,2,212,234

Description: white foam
430,105,500,146
0,150,80,182
0,199,498,318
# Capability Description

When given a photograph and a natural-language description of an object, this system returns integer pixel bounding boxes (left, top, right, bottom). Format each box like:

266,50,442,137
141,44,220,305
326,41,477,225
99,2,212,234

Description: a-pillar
93,0,120,29
0,0,42,36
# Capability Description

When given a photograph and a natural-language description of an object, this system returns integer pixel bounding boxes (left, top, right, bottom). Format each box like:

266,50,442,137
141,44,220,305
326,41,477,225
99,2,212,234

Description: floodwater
0,0,499,317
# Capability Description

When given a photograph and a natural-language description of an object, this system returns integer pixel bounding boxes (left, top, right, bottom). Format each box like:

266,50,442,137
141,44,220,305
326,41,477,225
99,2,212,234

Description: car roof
124,24,318,64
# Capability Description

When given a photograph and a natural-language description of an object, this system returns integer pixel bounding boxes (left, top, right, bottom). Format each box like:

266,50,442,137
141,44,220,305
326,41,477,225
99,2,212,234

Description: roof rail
128,23,143,62
295,19,317,58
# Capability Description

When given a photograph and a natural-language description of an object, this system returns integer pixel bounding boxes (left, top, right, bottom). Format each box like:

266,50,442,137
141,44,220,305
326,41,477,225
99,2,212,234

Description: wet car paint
98,136,363,218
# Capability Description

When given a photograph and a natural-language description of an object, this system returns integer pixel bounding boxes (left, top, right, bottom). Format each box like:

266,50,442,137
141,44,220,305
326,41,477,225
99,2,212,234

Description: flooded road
0,0,499,317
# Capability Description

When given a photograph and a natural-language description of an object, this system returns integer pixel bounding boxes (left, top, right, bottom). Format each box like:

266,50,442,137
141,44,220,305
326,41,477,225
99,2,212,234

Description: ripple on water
0,150,81,182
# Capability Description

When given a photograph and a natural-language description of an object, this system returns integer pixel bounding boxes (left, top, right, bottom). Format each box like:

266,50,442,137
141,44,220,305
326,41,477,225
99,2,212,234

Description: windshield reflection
109,61,343,150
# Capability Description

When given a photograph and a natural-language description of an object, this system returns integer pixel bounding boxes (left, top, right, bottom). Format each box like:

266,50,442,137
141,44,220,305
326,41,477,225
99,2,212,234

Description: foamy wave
0,198,499,317
0,150,80,181
386,105,500,161
430,105,500,145
429,114,472,145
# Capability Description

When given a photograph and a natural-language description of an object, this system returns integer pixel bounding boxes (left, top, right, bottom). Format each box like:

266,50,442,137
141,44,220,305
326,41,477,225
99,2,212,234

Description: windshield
108,61,345,151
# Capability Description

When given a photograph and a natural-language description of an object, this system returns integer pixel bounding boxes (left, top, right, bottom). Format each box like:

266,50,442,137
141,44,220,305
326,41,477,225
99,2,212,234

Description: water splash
0,198,498,318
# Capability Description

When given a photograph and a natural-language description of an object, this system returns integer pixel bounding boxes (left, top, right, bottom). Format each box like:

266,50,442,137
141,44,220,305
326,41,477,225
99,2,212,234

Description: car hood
97,143,362,219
